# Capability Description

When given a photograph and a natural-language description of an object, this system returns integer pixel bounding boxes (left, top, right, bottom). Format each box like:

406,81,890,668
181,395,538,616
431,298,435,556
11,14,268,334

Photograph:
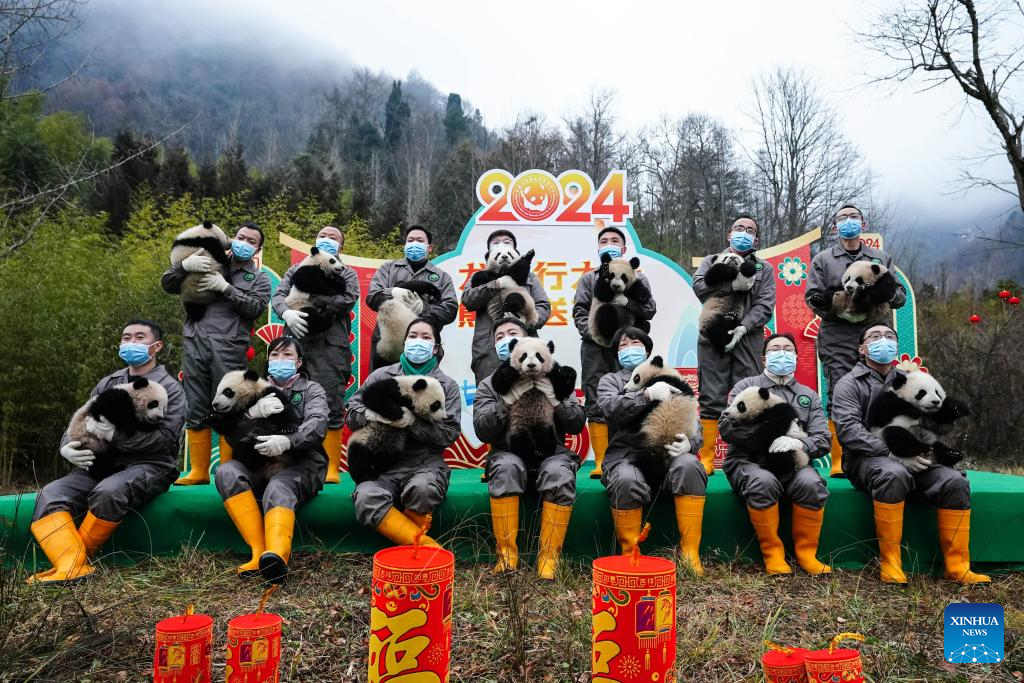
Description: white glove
84,415,116,442
197,272,230,293
282,309,309,338
60,441,95,469
644,382,680,403
664,434,692,457
246,395,284,419
255,434,291,457
897,454,933,473
181,253,217,273
769,435,804,454
723,325,747,353
493,275,517,290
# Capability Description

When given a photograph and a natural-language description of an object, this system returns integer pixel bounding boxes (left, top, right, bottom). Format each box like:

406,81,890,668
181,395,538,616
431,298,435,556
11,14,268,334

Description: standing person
214,337,328,584
692,214,776,476
28,320,185,584
572,224,657,480
805,204,906,477
365,225,458,370
832,324,989,584
273,226,359,484
162,221,271,485
347,319,461,546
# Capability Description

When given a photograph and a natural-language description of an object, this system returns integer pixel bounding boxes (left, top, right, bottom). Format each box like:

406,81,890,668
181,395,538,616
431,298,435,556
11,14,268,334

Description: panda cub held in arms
698,251,757,352
831,261,898,323
284,246,348,334
169,221,232,322
346,375,447,484
721,386,811,478
469,244,539,328
376,280,443,362
587,253,652,347
867,361,971,467
491,337,577,472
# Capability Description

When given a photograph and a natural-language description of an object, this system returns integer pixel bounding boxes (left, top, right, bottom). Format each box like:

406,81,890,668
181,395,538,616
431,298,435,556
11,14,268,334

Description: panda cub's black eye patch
737,401,746,412
147,400,159,409
915,389,927,400
223,388,235,398
518,353,528,362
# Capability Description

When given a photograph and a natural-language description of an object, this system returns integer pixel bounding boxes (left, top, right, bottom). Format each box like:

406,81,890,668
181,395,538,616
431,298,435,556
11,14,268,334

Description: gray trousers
817,320,861,414
352,454,451,527
697,334,764,419
581,340,617,421
215,456,326,511
486,451,579,506
300,334,351,429
602,455,707,509
846,456,970,509
183,334,248,426
33,464,177,523
724,458,829,510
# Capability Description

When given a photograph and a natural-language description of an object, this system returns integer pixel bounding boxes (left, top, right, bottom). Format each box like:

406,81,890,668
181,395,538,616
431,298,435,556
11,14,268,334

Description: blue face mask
403,338,435,364
268,359,297,382
119,342,152,367
404,242,427,263
837,218,862,240
866,338,898,365
315,237,340,255
617,346,647,370
495,336,519,362
765,350,797,377
598,245,622,260
730,231,755,252
231,239,256,261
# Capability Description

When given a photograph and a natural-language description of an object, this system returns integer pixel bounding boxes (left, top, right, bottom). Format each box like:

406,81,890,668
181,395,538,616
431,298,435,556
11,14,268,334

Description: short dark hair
404,317,444,361
486,229,517,251
733,213,759,233
597,225,626,243
492,315,529,339
763,332,796,355
124,318,163,342
405,224,432,244
268,335,303,359
611,326,653,357
239,221,265,248
859,324,897,344
832,204,864,226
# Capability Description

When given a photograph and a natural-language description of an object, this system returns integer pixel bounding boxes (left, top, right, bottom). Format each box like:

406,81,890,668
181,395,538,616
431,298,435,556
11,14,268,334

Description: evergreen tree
444,93,468,147
217,140,248,196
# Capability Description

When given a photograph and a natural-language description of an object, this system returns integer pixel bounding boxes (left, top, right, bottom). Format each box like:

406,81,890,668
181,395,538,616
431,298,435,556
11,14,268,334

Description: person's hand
644,382,680,403
61,441,95,469
85,415,116,442
197,272,230,293
282,310,309,338
723,325,747,353
246,395,284,419
255,434,291,457
664,433,691,457
182,253,217,273
897,454,933,473
769,435,803,454
493,275,516,289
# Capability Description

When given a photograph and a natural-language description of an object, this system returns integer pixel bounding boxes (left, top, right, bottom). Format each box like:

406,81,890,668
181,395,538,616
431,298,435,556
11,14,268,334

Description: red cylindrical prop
804,633,865,683
761,642,808,683
153,610,213,683
226,612,283,682
369,545,455,682
592,554,677,682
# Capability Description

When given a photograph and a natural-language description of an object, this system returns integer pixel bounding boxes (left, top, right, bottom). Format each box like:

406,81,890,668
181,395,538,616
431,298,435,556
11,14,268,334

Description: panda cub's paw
612,293,629,306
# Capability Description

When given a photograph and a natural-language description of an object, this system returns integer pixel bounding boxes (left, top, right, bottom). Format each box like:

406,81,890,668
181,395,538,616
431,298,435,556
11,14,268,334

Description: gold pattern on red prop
226,588,283,683
761,641,809,683
781,295,815,330
255,323,285,345
804,633,865,683
803,315,822,340
153,605,213,683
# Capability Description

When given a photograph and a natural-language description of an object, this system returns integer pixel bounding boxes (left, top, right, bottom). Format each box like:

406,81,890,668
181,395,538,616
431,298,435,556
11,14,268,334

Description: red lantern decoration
226,588,283,683
999,290,1011,299
245,346,256,362
1011,297,1021,305
761,641,809,683
969,314,981,324
804,633,865,683
369,545,455,682
153,606,213,683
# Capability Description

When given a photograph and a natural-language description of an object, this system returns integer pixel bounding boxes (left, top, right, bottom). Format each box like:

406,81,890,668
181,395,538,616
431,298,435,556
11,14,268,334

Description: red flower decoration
999,290,1011,299
1011,297,1021,305
969,314,981,324
245,346,255,362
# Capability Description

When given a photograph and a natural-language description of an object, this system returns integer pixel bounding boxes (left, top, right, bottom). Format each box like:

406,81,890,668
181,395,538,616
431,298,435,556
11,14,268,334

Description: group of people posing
26,206,990,587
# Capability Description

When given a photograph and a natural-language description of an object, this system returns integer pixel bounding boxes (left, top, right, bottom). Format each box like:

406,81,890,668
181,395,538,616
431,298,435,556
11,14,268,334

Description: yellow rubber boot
322,428,342,484
747,504,792,575
224,491,265,577
537,501,572,580
698,419,718,475
78,512,119,559
375,507,441,547
405,510,433,535
873,500,908,584
218,434,233,465
828,419,845,478
674,495,705,576
611,508,644,556
176,427,212,485
588,422,609,479
792,505,831,575
937,508,991,585
26,511,95,584
259,506,295,584
490,496,519,572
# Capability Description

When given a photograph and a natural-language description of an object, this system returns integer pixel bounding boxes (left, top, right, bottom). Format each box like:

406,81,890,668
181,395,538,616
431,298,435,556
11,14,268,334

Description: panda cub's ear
202,220,213,229
310,246,320,256
244,369,260,382
870,263,881,275
546,340,555,354
132,378,150,389
411,378,428,392
507,338,520,353
890,372,907,390
758,387,771,401
650,356,664,368
629,257,640,269
600,251,613,264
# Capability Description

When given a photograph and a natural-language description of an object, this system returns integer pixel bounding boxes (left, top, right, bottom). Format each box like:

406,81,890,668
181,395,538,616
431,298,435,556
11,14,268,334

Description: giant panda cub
721,386,811,478
469,244,539,328
170,221,232,322
346,375,447,484
867,362,970,467
831,261,897,323
376,280,443,362
491,337,577,472
698,251,757,352
587,253,652,347
284,246,348,335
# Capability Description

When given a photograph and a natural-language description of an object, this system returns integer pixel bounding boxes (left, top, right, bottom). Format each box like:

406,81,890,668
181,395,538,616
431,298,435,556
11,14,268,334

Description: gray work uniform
572,268,657,421
693,251,776,419
805,244,907,413
474,374,585,506
271,262,360,428
34,365,186,522
161,259,272,426
365,259,458,369
597,368,707,509
215,376,329,511
346,363,461,527
832,362,970,509
461,272,551,383
719,373,831,510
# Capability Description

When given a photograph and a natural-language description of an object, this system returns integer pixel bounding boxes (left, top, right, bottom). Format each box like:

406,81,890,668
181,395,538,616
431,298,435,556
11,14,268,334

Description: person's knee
34,481,72,519
263,479,298,511
214,461,249,498
402,472,447,512
744,470,783,508
353,483,392,527
941,472,971,509
792,469,829,509
87,479,130,521
604,466,649,509
667,456,708,495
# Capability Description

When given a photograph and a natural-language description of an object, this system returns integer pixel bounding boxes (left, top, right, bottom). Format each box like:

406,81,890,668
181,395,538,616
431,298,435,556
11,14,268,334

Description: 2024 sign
475,169,632,225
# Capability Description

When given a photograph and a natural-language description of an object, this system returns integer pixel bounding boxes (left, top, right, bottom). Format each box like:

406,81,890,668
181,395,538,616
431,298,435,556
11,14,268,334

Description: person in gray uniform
28,319,185,584
805,204,906,476
347,318,461,547
366,225,458,370
214,336,328,584
461,229,551,383
832,323,989,585
597,327,706,575
720,333,832,576
693,214,776,476
475,316,585,579
273,225,360,484
161,221,271,485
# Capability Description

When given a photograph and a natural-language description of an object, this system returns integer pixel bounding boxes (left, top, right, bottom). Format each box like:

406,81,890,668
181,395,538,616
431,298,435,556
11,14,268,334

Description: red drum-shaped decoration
226,612,283,682
804,633,865,683
592,554,676,683
153,609,213,683
369,545,455,683
761,642,808,683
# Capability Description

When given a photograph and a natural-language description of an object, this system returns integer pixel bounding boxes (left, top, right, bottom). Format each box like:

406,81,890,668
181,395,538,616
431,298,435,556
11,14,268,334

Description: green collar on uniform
400,354,438,376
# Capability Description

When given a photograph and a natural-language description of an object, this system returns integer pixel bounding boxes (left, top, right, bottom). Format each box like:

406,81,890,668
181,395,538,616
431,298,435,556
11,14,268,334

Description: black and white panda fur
721,385,811,478
491,337,577,472
867,362,970,467
831,260,897,323
376,280,443,362
468,244,539,328
698,251,758,352
346,375,447,484
587,252,652,347
170,221,232,322
284,246,349,335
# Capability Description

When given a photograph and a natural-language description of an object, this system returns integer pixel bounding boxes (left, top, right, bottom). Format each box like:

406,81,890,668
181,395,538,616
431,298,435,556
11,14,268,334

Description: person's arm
691,256,716,303
741,262,776,330
885,254,908,310
224,271,271,321
554,393,585,435
596,372,651,428
288,382,329,451
366,262,393,312
572,272,593,339
344,368,391,430
270,266,295,319
407,375,461,448
461,277,499,312
472,380,507,443
804,254,832,318
110,381,186,456
422,271,459,327
833,376,889,456
799,392,832,458
529,273,552,328
161,265,186,295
